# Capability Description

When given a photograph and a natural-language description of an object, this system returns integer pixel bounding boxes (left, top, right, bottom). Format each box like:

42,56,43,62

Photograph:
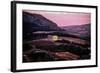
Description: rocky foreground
23,38,90,62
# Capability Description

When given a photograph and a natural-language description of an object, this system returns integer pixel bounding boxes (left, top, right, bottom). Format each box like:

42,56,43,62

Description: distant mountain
61,24,91,40
23,11,63,33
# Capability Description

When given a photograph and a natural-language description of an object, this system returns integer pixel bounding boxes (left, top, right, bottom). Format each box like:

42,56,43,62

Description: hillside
61,24,91,40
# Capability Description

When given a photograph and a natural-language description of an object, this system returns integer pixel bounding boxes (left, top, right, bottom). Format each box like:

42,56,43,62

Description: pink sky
24,10,91,27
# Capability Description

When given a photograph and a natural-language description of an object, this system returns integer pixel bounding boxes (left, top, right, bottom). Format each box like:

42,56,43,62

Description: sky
24,10,91,27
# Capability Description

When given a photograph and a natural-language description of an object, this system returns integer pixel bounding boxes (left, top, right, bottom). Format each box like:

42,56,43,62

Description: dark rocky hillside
23,11,63,32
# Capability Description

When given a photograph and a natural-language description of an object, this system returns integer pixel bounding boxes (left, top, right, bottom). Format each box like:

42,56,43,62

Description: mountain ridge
23,11,63,32
61,24,90,40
